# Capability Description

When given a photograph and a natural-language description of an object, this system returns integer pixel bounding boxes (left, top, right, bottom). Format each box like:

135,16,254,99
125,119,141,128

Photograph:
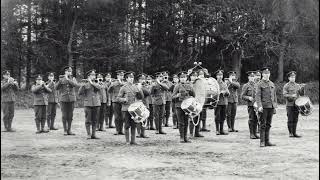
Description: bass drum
193,77,220,109
181,97,203,118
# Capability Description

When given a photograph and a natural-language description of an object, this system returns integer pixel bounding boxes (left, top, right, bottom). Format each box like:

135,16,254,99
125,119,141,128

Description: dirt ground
1,105,319,180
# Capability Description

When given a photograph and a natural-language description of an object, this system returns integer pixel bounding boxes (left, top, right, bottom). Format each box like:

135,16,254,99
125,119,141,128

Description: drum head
193,78,220,107
128,101,142,112
181,97,194,109
295,96,310,106
193,78,207,106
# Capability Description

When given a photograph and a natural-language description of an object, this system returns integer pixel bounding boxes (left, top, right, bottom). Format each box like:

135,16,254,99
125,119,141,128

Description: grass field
1,105,319,180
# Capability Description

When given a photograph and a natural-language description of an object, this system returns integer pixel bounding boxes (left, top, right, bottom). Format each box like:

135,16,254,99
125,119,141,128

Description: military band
1,66,312,147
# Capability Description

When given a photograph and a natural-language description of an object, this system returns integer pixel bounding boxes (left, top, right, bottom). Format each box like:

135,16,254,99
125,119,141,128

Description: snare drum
295,96,313,116
128,101,150,127
181,97,203,118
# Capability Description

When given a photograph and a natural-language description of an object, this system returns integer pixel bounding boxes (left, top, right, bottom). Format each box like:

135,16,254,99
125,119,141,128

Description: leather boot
293,123,301,138
179,125,184,143
91,123,99,139
62,120,68,135
260,129,265,147
184,124,191,143
253,122,260,139
194,123,203,137
249,122,257,139
67,120,75,135
265,127,275,146
130,127,138,145
288,124,294,137
220,122,228,135
125,129,130,144
86,124,91,139
189,123,194,137
215,121,220,135
231,118,238,132
201,120,210,132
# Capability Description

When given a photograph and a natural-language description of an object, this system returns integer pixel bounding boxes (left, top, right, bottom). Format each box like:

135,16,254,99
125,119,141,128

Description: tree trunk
26,0,32,90
67,14,77,67
277,39,287,82
231,50,242,80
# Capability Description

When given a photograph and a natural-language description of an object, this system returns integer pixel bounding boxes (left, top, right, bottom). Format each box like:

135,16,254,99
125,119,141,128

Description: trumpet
7,77,17,83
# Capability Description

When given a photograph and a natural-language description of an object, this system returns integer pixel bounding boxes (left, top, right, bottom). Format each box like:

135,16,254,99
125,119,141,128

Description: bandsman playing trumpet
46,72,59,130
96,73,108,131
136,73,151,138
215,70,230,135
108,70,126,135
283,71,305,138
226,71,240,132
1,70,19,132
78,70,101,139
117,71,145,145
151,72,169,134
172,71,195,143
31,75,52,134
241,71,259,139
55,66,79,136
162,71,173,127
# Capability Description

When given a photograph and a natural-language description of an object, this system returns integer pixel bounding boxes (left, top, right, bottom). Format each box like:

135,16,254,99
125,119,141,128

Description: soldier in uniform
151,72,169,134
241,71,260,139
1,70,19,132
104,72,114,128
172,71,195,143
78,70,101,139
214,70,230,135
171,74,179,129
254,71,262,134
226,71,240,132
146,75,155,130
162,71,173,127
117,71,144,145
108,70,126,135
55,66,79,135
197,69,210,132
31,75,52,133
283,71,305,138
256,67,277,147
96,73,107,131
46,72,59,130
136,73,151,138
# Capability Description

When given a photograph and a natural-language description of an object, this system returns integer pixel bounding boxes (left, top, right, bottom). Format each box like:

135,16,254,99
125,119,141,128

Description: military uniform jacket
227,81,240,103
105,81,112,105
1,80,18,102
163,80,173,102
98,82,108,104
283,82,305,106
117,83,144,111
172,82,195,108
31,84,52,106
217,80,230,105
241,81,256,106
108,80,124,103
256,79,277,109
141,83,151,106
145,83,153,106
78,82,101,107
47,81,59,103
151,82,169,105
55,77,79,102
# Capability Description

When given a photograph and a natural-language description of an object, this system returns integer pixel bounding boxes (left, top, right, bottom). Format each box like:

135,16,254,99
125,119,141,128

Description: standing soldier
226,71,240,132
31,75,52,134
108,70,125,135
255,71,262,134
146,75,155,130
283,71,305,138
214,70,230,135
1,70,19,132
171,74,179,129
78,70,101,139
162,71,173,127
117,72,144,145
151,72,169,134
241,71,260,139
256,67,277,147
55,66,79,136
96,73,107,131
172,71,195,143
136,73,151,138
46,72,59,130
104,72,114,128
197,69,210,132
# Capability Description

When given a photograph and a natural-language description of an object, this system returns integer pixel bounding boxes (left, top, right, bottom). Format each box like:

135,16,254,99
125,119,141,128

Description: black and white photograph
1,0,319,179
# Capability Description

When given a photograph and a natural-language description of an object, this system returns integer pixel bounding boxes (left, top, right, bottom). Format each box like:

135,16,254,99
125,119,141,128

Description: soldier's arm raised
1,81,11,90
230,81,241,89
54,80,62,90
31,85,43,93
159,82,169,90
78,84,86,96
44,85,52,93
